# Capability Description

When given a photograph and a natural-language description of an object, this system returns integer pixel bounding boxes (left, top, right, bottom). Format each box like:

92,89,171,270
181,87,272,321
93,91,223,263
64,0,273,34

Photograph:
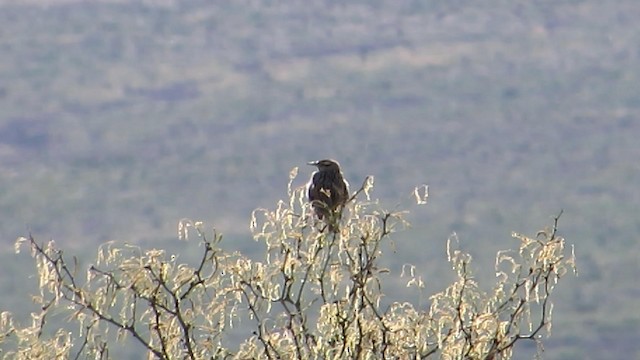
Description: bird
307,159,350,230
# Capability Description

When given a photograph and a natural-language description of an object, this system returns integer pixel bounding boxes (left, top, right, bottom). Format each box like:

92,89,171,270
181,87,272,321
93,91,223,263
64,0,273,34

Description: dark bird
307,159,350,230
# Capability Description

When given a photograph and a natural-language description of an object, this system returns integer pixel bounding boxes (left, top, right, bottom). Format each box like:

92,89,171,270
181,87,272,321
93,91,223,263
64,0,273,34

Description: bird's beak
307,160,319,166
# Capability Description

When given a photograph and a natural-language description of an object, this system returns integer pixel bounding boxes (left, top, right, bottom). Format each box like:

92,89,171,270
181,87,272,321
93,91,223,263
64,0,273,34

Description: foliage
0,172,575,359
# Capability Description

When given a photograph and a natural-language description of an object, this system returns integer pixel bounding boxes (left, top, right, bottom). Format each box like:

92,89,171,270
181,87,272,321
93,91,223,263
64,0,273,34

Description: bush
0,170,575,359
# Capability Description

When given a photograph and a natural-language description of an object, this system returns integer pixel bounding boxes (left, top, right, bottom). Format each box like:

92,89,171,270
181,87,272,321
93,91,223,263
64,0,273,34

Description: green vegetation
0,1,638,358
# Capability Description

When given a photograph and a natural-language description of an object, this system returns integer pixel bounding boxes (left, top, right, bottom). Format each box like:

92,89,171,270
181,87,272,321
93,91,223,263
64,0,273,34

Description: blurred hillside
0,1,639,359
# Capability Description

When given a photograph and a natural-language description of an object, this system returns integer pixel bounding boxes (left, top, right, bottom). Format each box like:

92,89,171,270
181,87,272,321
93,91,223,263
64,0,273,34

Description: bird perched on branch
307,159,350,231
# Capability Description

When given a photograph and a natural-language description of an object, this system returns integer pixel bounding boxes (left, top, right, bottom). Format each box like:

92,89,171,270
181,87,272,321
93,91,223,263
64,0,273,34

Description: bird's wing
342,178,350,195
307,171,319,201
333,178,348,206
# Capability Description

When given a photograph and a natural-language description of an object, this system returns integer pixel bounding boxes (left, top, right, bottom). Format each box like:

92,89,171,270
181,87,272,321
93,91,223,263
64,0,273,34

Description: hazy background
0,1,638,359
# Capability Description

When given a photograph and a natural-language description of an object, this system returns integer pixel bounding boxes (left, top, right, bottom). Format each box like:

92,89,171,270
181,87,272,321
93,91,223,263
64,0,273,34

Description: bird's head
308,159,341,171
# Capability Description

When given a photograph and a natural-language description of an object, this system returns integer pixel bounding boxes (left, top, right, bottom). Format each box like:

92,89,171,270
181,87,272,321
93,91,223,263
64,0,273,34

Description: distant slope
0,1,639,358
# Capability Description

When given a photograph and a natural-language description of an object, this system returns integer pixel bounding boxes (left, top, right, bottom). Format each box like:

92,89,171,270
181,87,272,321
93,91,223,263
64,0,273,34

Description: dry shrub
1,170,575,359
